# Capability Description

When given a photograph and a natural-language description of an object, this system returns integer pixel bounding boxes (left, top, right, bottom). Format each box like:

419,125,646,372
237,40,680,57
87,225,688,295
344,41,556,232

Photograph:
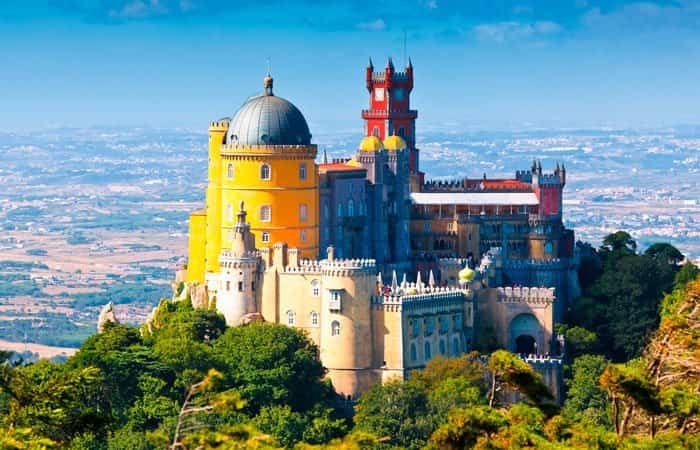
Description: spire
386,56,394,71
377,271,383,286
263,73,273,96
407,57,413,70
416,271,423,293
428,270,435,288
537,159,542,175
323,148,328,164
368,57,374,70
391,270,398,294
401,273,407,288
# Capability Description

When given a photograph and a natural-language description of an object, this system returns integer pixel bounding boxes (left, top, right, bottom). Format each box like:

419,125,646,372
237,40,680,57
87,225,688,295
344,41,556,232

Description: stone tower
213,201,260,325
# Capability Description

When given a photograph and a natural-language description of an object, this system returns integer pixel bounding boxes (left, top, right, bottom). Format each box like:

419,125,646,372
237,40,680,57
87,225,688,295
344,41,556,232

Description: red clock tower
363,57,421,180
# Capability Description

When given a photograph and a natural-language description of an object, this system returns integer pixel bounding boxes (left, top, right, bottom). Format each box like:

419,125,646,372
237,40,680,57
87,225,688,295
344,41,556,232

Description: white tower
214,201,259,325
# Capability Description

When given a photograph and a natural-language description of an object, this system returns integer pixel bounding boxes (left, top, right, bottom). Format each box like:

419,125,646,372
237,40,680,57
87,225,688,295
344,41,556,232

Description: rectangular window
238,281,243,292
424,223,431,232
299,163,307,180
300,229,307,242
261,231,270,243
299,204,308,222
260,205,271,222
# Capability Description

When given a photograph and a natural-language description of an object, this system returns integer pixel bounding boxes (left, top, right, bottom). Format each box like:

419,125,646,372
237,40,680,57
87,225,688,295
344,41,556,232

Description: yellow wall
204,122,227,273
187,210,207,283
219,145,319,259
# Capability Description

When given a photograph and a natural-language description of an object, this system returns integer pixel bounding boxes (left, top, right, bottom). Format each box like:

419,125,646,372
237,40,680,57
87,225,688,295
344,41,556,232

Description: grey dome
226,76,312,146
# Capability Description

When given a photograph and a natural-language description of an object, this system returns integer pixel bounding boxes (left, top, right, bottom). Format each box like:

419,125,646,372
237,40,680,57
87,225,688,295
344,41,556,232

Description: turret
406,57,414,90
366,57,374,92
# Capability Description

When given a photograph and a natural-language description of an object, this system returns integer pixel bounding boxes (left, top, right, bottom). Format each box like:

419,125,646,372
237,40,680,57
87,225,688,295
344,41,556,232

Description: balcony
361,109,418,120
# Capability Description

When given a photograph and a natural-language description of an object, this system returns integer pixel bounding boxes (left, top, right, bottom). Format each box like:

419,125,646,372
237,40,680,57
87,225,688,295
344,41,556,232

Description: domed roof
226,75,311,146
383,135,407,150
359,135,384,152
458,265,475,282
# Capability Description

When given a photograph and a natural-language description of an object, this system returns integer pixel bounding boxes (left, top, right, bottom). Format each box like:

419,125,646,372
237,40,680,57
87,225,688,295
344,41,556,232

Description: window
347,199,354,217
251,281,256,291
412,320,420,337
310,311,319,326
238,281,243,292
424,342,432,360
260,205,271,222
311,280,320,297
454,314,463,331
299,163,307,180
227,204,233,221
299,204,308,222
447,223,454,231
453,338,460,355
439,316,449,334
261,231,270,243
439,340,446,355
372,126,380,137
260,163,271,180
226,281,230,291
398,127,405,137
424,223,431,232
286,310,296,326
227,163,234,179
337,203,343,218
360,201,366,216
410,343,417,361
374,87,384,101
323,202,329,220
425,317,435,336
544,241,553,255
300,229,307,242
331,320,340,336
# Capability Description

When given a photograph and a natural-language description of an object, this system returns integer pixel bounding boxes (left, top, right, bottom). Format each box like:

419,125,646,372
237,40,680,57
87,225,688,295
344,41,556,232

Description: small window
424,342,432,360
286,310,296,326
260,163,271,180
439,340,446,355
453,338,460,355
251,281,256,291
337,203,343,218
299,163,307,180
311,280,320,297
226,281,230,291
398,127,405,137
424,223,431,232
227,204,233,221
447,223,454,231
299,204,308,222
331,320,340,336
261,231,270,243
372,126,380,137
310,311,319,326
238,281,243,292
260,205,271,222
227,163,234,179
323,202,329,220
347,199,354,217
410,343,417,361
412,320,420,337
300,229,307,242
545,241,553,255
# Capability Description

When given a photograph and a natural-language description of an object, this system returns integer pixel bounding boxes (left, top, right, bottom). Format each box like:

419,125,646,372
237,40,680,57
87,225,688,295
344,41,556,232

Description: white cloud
357,19,386,31
474,20,562,42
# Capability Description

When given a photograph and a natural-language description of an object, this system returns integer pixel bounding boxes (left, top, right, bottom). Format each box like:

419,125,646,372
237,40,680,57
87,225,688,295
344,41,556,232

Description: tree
487,350,553,409
212,323,328,414
674,261,699,288
563,354,610,427
426,406,508,450
600,231,637,258
644,243,684,266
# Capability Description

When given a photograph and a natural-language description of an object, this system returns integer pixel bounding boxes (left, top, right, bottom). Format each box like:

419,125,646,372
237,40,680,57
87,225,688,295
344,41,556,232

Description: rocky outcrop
97,301,119,333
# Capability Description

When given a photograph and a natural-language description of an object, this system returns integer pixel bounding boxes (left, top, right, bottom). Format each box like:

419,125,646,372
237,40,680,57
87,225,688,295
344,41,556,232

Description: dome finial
263,73,273,96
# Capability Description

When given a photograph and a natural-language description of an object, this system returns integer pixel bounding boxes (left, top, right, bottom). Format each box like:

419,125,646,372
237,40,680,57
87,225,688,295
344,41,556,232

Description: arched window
311,279,320,297
227,163,234,179
286,310,295,326
299,204,308,222
226,204,233,221
453,337,460,355
260,205,271,222
310,311,319,326
424,342,432,360
261,231,270,243
337,203,343,218
347,199,354,217
439,340,446,355
299,163,307,180
410,343,417,361
372,126,380,137
331,320,340,336
260,163,271,180
544,241,553,255
300,229,307,242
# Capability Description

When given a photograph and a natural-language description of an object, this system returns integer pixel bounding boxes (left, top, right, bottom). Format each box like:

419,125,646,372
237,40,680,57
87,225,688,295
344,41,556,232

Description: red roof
318,163,366,173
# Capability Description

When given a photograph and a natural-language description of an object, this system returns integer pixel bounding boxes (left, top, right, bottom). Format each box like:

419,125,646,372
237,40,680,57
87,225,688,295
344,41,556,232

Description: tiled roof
318,163,366,173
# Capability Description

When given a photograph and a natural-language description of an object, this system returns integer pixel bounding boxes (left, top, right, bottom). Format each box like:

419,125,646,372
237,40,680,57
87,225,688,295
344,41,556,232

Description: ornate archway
509,313,542,355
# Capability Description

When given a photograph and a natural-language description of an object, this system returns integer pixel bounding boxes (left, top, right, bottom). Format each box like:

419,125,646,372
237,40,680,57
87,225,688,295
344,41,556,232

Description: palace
182,59,579,399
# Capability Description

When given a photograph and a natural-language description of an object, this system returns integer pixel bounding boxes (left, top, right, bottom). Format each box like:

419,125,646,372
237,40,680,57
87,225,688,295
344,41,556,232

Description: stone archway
509,313,542,355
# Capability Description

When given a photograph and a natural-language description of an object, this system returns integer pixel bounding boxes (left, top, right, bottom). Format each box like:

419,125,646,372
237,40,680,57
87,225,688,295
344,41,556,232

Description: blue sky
2,0,700,132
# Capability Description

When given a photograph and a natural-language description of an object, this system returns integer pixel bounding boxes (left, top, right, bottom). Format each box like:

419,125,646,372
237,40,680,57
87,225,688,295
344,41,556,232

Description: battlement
219,144,317,157
209,119,230,129
370,71,410,82
438,258,468,268
423,178,532,193
497,286,555,304
537,173,562,185
371,285,468,310
284,258,323,274
521,355,563,365
504,258,567,269
361,109,418,120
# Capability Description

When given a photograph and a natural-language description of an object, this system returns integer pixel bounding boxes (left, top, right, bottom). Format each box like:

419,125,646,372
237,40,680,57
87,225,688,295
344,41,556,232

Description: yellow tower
187,74,319,283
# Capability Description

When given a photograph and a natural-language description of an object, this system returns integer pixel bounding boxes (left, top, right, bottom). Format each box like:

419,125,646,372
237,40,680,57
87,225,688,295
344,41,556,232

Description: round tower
216,202,260,325
319,255,376,398
218,74,319,259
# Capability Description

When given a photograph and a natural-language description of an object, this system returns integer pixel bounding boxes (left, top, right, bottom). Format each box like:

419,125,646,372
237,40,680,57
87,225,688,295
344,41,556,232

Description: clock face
393,88,405,101
374,88,384,101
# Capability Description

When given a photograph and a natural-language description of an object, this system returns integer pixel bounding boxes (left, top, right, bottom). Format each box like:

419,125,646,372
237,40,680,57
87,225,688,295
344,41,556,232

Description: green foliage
674,261,700,288
563,354,611,427
488,349,553,409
